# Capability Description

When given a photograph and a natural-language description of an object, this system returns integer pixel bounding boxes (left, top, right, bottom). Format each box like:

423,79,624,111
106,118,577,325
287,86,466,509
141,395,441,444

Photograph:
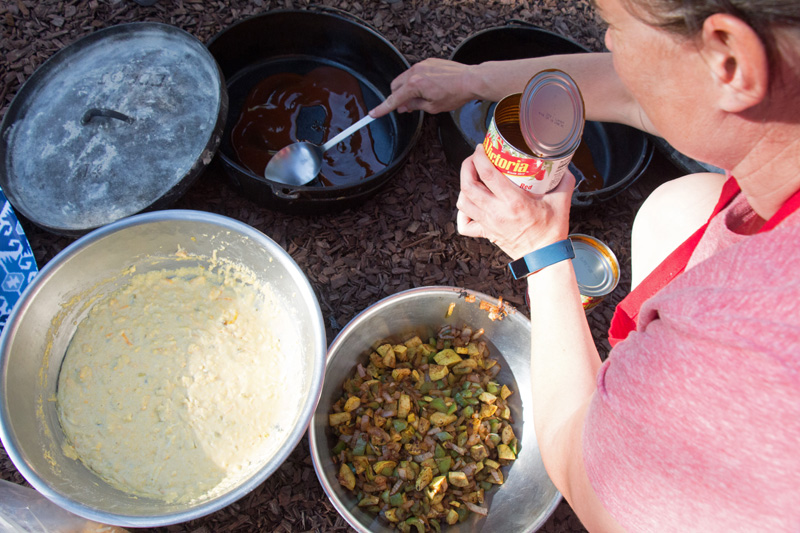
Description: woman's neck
733,128,800,220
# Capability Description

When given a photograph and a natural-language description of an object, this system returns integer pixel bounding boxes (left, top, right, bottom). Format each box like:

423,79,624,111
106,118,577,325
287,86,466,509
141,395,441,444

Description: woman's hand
456,144,575,260
369,58,477,118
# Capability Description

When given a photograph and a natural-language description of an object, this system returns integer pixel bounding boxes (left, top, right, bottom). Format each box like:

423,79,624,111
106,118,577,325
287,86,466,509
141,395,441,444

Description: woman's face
596,0,716,157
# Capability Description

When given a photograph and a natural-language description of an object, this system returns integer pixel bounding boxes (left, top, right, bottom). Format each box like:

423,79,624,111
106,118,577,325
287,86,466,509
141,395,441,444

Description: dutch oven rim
206,7,424,199
0,21,228,236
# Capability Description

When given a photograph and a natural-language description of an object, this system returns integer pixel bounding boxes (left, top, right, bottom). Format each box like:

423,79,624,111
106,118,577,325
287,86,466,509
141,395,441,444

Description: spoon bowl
263,142,323,187
264,114,376,186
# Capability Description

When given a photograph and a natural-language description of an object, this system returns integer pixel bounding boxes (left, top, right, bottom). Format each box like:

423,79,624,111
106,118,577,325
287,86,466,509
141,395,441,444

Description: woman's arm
526,262,625,533
457,147,625,531
370,53,657,135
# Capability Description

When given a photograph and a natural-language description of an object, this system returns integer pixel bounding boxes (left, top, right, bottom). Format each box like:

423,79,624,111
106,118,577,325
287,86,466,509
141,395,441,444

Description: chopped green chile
329,323,517,531
428,397,448,413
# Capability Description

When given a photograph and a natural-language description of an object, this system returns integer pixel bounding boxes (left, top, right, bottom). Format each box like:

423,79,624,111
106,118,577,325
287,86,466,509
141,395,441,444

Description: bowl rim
0,209,327,527
308,285,562,533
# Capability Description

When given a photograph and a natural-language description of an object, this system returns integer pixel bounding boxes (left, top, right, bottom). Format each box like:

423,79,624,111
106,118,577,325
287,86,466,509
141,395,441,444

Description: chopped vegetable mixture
329,324,518,532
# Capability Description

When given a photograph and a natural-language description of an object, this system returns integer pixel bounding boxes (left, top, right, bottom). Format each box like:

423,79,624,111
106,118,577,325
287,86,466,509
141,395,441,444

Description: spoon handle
321,114,376,152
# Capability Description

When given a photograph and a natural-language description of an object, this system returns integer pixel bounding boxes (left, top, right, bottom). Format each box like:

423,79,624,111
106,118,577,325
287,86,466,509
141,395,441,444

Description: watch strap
508,238,575,279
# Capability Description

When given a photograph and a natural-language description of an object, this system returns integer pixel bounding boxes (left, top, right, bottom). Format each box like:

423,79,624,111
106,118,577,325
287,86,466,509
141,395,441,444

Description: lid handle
81,108,134,125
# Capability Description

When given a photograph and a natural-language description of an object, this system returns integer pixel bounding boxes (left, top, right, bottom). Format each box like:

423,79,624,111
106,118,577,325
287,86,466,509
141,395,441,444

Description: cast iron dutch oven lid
0,22,227,236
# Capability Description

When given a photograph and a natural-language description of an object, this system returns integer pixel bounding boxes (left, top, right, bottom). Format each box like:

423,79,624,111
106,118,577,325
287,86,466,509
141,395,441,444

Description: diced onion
464,502,489,516
490,469,503,484
390,479,403,495
462,463,478,477
328,322,517,529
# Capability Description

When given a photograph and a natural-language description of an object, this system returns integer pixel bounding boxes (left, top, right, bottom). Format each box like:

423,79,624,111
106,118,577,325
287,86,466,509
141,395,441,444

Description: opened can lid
0,23,226,235
519,69,584,157
570,234,619,297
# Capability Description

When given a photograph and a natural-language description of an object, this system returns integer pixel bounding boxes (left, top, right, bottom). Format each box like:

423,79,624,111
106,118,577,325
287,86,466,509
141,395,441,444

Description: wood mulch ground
0,0,683,531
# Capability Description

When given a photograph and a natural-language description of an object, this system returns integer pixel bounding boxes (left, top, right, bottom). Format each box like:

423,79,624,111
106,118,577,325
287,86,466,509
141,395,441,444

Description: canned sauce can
483,69,585,194
570,233,620,312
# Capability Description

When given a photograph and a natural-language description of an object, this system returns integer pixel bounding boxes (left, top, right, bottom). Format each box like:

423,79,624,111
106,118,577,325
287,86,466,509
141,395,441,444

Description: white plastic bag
0,479,128,533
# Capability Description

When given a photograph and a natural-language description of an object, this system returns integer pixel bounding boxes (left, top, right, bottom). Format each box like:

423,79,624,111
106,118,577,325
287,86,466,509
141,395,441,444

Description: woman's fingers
456,145,576,259
369,82,419,118
457,150,500,222
369,59,474,118
456,210,481,239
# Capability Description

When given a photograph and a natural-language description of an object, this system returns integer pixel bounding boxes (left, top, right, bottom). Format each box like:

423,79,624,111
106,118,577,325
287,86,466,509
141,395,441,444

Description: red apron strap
761,184,800,232
608,176,741,346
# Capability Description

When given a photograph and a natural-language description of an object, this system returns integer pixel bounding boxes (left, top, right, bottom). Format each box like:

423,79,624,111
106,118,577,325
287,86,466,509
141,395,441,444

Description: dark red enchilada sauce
230,66,386,187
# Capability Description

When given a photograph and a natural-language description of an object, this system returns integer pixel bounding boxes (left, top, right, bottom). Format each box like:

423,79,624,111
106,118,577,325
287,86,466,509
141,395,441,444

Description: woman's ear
699,13,769,113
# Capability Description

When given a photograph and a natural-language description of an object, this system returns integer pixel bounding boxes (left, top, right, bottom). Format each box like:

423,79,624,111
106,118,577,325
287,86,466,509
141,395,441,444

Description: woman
370,0,800,530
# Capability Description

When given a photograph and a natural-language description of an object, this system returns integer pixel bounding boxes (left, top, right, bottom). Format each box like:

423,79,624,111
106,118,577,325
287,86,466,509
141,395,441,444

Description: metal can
570,233,620,312
483,69,585,194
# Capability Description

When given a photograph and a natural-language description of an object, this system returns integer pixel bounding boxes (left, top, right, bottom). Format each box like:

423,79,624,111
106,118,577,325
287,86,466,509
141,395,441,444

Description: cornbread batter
56,265,301,503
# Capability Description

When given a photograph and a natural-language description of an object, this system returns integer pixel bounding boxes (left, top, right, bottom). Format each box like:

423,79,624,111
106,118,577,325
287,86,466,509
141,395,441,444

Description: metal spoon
264,114,376,186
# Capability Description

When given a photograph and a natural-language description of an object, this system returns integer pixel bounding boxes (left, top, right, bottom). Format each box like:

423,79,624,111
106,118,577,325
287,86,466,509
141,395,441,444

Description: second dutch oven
439,22,653,208
207,8,424,214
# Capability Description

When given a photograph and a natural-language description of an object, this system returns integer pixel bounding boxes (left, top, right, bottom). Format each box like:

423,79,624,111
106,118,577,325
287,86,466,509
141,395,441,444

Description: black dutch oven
651,136,724,175
0,23,227,236
207,7,424,214
438,22,654,208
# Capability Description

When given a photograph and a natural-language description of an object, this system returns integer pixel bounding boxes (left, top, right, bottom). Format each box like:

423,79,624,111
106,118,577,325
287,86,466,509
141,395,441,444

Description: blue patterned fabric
0,189,37,332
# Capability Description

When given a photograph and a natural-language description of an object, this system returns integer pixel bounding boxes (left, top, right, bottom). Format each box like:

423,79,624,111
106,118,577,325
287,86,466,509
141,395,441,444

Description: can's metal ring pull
81,108,135,125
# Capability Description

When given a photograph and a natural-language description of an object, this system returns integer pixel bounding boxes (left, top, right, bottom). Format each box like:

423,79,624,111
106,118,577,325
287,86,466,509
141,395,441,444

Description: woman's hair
625,0,800,66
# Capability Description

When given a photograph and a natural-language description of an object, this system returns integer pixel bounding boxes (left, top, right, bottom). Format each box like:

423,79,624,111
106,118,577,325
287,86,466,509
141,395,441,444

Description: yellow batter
56,264,302,503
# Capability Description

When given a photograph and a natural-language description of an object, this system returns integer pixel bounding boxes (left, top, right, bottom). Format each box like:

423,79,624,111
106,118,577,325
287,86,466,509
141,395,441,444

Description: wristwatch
508,238,575,279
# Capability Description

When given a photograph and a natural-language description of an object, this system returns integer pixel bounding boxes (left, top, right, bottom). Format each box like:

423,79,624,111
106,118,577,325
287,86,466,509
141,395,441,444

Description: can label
482,133,547,178
484,93,575,195
580,293,603,312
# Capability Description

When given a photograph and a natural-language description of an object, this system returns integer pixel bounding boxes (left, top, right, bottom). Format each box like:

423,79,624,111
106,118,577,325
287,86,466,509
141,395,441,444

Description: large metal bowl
0,210,327,527
309,287,561,532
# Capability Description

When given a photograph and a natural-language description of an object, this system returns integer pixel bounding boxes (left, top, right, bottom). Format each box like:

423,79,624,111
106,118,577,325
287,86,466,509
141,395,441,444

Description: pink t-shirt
584,193,800,531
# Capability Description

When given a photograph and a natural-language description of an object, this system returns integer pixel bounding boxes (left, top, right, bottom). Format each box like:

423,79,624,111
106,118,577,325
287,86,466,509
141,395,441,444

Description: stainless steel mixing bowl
308,286,561,532
0,210,327,527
